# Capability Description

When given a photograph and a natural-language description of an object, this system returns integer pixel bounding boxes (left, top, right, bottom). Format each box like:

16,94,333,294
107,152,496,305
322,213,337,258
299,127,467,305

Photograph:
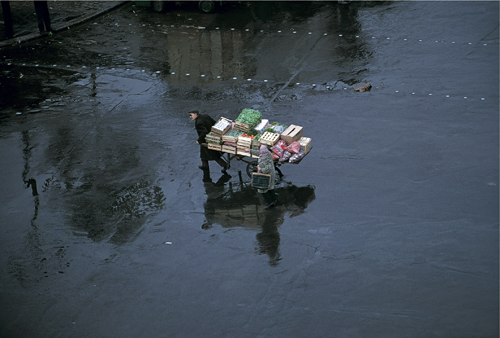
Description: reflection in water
8,130,43,286
154,2,335,85
203,173,315,266
164,27,255,85
112,180,166,218
328,3,372,85
256,208,283,266
67,180,166,245
138,1,373,87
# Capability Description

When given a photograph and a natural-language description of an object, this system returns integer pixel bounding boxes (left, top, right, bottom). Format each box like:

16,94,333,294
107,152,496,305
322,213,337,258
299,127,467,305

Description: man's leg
34,2,45,32
199,160,209,170
40,1,52,32
215,157,228,172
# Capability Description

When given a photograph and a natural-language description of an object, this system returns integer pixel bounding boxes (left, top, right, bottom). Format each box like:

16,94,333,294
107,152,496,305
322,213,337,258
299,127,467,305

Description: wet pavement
0,1,125,45
0,1,498,337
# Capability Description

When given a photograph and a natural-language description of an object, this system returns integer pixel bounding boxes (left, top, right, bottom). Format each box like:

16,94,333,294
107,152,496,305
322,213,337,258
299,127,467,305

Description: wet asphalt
0,1,498,337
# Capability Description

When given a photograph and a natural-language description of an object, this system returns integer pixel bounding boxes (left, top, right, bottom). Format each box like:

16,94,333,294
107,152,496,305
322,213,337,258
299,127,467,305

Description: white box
254,119,269,134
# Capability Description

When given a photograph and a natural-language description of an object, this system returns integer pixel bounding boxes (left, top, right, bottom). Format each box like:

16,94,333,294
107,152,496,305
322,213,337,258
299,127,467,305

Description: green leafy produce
247,129,258,136
270,122,287,128
225,129,244,137
236,108,262,126
266,122,288,133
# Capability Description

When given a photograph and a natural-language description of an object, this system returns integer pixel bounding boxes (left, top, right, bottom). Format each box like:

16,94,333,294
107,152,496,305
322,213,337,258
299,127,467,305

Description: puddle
202,177,316,266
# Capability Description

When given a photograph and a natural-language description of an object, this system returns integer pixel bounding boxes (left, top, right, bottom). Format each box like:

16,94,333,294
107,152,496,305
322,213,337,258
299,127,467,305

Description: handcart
202,143,311,180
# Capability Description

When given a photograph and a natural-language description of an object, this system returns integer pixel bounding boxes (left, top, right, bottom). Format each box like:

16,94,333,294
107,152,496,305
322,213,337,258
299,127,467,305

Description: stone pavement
0,1,126,49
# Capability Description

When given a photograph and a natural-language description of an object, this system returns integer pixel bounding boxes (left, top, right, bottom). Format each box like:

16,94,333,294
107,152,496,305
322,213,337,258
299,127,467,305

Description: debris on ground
354,82,372,92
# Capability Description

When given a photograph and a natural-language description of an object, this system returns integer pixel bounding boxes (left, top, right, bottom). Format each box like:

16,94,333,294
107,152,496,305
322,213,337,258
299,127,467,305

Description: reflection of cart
203,177,317,229
202,144,311,179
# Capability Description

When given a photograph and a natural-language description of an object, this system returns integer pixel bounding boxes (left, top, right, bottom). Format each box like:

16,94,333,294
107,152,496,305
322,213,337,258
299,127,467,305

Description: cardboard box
254,119,269,134
281,125,303,144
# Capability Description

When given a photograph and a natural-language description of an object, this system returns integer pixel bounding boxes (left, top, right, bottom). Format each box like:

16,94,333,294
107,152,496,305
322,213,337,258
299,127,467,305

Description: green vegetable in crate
266,122,288,134
225,129,244,137
236,109,262,125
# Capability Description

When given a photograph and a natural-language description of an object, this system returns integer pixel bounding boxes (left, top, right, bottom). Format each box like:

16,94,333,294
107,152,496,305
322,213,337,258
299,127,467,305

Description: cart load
203,108,313,177
211,108,312,160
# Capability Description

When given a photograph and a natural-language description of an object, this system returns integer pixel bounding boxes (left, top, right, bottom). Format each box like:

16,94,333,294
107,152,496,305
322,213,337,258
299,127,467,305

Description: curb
0,1,127,50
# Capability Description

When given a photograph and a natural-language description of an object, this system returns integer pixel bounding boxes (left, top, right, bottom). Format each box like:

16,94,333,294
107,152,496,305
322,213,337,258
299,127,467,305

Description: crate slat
208,143,222,151
221,145,237,154
211,117,232,135
259,132,280,146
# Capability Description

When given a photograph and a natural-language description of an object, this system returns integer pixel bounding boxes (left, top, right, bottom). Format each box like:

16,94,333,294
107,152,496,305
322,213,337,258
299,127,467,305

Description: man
33,1,52,34
189,110,228,172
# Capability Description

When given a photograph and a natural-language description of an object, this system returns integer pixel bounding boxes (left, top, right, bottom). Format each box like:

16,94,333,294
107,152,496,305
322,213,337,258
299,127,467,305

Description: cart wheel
246,161,258,178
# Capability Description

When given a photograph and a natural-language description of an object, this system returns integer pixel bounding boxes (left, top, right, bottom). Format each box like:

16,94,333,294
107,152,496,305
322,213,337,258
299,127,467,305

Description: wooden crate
251,138,261,150
281,124,303,145
222,145,236,154
223,135,238,143
238,135,253,143
208,143,222,151
206,132,222,144
237,136,253,148
298,137,312,154
222,130,243,143
234,121,249,129
237,150,252,157
234,121,260,133
211,117,232,135
259,132,280,146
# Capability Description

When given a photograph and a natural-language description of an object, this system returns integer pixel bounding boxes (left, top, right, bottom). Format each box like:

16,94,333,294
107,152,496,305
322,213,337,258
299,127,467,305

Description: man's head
189,110,199,121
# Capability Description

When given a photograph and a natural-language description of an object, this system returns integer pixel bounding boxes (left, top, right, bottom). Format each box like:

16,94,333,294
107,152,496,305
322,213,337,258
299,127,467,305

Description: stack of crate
237,135,253,157
206,132,222,151
251,134,261,151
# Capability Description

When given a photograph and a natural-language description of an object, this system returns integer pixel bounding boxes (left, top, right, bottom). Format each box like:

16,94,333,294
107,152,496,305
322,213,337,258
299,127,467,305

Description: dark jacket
195,114,222,161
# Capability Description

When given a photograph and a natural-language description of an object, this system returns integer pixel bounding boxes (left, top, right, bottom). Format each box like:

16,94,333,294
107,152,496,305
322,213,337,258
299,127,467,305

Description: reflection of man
201,172,232,229
202,182,316,265
189,110,228,172
256,208,283,266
